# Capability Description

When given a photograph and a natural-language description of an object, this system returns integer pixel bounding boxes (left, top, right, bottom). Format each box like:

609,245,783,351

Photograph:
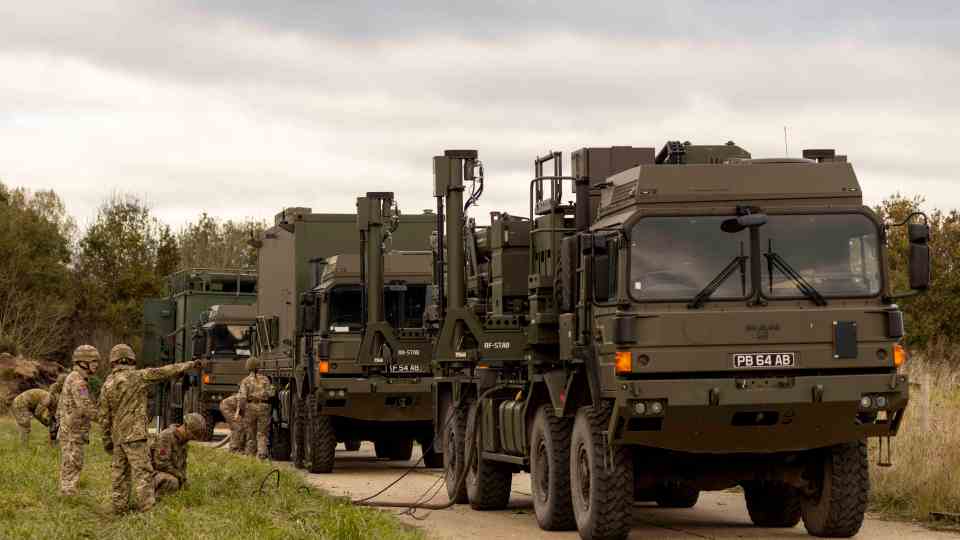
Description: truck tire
270,419,291,461
375,438,414,461
743,481,801,527
530,404,575,531
290,396,305,469
443,402,469,504
418,435,443,468
654,482,700,509
305,396,336,474
570,404,632,540
201,409,216,442
345,440,361,452
801,440,868,538
465,405,512,510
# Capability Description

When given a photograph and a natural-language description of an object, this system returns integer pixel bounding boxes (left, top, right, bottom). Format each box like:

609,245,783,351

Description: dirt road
281,443,958,540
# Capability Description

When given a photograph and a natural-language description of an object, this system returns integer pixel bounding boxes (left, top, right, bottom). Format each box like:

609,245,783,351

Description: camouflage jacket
238,373,275,406
99,361,197,445
46,378,64,412
59,369,97,443
151,425,188,484
13,388,50,415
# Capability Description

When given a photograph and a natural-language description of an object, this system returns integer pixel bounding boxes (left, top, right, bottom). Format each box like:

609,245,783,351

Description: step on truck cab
253,206,435,469
432,144,929,540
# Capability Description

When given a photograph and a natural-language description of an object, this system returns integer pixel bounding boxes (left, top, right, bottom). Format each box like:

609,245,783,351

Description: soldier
47,373,67,443
151,413,206,496
59,345,100,496
99,344,200,514
11,388,52,445
219,393,246,453
237,357,274,459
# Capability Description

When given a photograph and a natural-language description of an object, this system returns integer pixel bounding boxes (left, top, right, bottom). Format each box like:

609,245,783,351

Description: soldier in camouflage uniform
11,388,52,445
151,413,206,496
219,393,246,453
47,373,67,443
58,345,100,495
238,357,274,459
99,344,200,514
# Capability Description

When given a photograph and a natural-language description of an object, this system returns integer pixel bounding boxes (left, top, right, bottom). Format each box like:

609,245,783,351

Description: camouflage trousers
112,440,156,514
59,439,86,495
244,403,270,459
220,400,246,452
11,405,33,445
154,471,182,496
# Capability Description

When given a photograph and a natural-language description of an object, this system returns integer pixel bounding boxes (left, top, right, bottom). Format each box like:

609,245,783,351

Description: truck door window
385,284,427,328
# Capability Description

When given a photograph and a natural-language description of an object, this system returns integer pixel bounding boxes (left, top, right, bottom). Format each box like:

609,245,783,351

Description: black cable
255,468,281,495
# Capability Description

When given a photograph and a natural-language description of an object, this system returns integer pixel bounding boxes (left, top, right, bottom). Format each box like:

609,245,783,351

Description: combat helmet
245,356,260,373
182,413,208,441
109,344,136,366
72,345,100,371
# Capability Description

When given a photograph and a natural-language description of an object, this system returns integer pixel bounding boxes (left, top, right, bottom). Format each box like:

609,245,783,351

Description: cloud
0,2,957,229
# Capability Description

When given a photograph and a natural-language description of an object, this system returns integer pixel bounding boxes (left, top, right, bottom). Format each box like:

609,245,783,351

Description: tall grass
0,419,422,540
870,353,960,521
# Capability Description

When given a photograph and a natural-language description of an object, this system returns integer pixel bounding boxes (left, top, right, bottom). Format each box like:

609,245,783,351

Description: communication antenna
783,126,789,157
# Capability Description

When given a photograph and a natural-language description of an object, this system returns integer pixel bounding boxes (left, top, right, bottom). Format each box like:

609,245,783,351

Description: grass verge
870,356,960,523
0,418,423,540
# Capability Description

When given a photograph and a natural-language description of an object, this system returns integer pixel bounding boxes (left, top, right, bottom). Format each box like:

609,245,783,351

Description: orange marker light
318,360,331,374
202,374,211,384
893,343,908,367
615,351,633,375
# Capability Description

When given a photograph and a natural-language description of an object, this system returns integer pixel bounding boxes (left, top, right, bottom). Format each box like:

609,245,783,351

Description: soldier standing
58,345,100,496
219,393,246,453
151,412,206,496
47,373,67,443
11,388,52,445
237,357,274,459
98,344,199,514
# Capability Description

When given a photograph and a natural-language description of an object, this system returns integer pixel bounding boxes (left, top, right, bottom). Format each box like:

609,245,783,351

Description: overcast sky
1,1,958,228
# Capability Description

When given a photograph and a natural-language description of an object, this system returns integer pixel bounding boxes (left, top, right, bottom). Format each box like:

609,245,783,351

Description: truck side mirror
592,234,619,303
191,332,206,358
300,294,317,333
908,223,931,291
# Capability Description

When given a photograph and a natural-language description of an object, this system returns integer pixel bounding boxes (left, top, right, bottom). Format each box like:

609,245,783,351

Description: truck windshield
209,324,251,355
385,284,428,328
328,285,363,330
630,216,749,300
761,214,880,298
629,213,881,301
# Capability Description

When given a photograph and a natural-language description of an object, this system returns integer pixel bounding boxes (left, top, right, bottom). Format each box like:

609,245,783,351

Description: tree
177,212,264,269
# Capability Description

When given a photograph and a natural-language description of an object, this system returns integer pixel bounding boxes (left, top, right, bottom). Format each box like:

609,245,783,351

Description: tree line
0,179,955,364
0,181,264,362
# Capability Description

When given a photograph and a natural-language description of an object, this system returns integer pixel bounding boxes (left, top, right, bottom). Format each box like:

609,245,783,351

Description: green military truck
141,268,257,432
431,145,928,539
252,207,435,469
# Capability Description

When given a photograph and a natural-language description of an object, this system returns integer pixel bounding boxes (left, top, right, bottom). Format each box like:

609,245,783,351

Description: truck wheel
305,397,336,474
801,440,868,538
443,402,469,503
530,404,575,531
743,481,801,527
201,410,216,442
418,435,443,468
270,419,291,461
290,397,305,469
465,405,512,510
654,482,700,509
345,440,361,452
570,404,632,540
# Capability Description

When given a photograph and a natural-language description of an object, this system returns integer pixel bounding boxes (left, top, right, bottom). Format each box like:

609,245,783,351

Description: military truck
141,268,257,431
430,144,929,540
252,207,435,469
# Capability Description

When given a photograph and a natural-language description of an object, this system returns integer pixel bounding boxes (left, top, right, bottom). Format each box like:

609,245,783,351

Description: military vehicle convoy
429,144,928,539
252,206,436,470
141,268,257,432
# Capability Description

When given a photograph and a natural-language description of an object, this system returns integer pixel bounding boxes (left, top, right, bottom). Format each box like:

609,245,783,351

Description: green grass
0,418,423,540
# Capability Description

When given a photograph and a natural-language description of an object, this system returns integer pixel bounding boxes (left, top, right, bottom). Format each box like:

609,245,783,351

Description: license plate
388,363,429,374
732,352,797,369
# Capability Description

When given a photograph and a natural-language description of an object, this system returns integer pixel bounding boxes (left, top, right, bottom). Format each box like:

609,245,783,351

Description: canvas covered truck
430,144,929,540
141,268,257,432
252,207,435,468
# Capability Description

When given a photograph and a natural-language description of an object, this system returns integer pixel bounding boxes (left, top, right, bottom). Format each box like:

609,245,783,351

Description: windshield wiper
688,255,748,309
765,252,827,306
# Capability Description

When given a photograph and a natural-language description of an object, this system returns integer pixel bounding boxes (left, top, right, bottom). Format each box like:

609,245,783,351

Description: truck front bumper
315,378,433,422
611,372,908,453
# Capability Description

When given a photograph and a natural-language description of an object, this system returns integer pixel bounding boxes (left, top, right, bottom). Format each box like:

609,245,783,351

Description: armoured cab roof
596,160,863,221
203,304,256,327
318,252,433,288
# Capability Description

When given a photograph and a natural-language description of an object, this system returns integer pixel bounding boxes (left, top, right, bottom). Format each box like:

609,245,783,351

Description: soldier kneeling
152,413,207,495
